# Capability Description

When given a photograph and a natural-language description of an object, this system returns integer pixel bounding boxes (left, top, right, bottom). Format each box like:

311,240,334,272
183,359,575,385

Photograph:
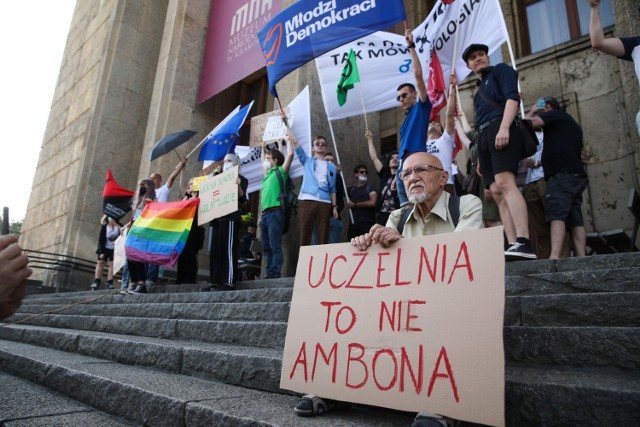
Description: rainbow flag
125,198,199,267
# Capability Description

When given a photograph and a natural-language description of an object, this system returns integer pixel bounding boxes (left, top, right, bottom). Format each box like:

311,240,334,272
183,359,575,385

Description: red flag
103,169,135,220
442,0,456,4
428,49,446,121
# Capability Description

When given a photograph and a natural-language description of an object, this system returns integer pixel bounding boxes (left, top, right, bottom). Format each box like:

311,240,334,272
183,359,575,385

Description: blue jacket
295,146,336,202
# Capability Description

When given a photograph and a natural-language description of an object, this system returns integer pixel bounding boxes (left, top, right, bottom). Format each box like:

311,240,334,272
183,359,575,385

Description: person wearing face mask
259,140,294,279
202,153,249,291
345,164,377,240
126,179,156,294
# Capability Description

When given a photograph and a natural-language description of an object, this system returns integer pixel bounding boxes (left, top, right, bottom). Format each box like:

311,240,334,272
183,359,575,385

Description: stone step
0,324,284,393
0,371,136,426
0,340,415,427
3,339,637,426
15,301,291,322
505,267,640,296
13,291,638,331
6,313,288,349
510,291,640,327
505,326,640,370
19,287,294,305
506,364,640,426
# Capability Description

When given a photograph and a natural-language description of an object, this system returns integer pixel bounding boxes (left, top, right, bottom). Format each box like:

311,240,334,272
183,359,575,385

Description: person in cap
462,43,536,260
526,97,588,259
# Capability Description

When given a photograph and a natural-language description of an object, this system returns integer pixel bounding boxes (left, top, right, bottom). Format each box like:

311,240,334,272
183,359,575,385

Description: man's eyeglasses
314,141,326,147
401,164,444,180
356,170,368,175
396,92,410,102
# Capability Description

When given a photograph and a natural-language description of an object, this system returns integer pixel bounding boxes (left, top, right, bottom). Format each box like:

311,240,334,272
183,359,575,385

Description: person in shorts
91,215,121,290
527,97,588,259
463,43,536,260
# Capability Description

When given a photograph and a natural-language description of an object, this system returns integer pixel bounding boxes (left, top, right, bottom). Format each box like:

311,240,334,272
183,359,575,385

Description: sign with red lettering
280,227,505,426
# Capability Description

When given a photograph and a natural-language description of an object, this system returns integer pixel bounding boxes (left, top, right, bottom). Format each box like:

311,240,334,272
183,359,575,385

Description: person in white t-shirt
150,159,187,203
425,74,458,194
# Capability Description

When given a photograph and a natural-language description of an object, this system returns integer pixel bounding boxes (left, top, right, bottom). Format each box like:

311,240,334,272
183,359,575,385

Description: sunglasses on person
356,170,368,175
401,164,444,180
314,141,326,147
396,92,410,102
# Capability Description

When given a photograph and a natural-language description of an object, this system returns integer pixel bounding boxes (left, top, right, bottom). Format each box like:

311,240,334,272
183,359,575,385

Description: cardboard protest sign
280,227,505,426
192,175,209,192
249,109,292,146
197,166,239,225
112,233,127,275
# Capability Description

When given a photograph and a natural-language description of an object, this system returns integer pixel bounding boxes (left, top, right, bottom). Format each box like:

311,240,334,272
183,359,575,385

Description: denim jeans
260,208,284,278
311,217,344,244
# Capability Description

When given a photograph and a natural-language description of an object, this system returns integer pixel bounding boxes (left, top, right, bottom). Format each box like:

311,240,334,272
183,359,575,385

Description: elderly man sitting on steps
296,152,483,427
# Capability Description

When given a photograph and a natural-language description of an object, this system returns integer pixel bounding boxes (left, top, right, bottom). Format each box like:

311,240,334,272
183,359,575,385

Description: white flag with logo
413,0,510,84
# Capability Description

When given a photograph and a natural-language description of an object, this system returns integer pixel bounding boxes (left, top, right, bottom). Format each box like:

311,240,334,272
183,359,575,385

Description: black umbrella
149,129,198,161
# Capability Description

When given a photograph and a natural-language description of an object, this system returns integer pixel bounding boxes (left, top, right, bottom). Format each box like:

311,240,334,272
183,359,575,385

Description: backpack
275,168,298,234
397,195,460,235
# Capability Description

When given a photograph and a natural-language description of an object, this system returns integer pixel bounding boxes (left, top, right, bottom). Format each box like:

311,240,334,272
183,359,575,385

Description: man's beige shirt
386,192,483,236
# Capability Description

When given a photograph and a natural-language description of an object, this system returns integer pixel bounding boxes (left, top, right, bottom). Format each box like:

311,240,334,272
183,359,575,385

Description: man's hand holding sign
281,153,505,427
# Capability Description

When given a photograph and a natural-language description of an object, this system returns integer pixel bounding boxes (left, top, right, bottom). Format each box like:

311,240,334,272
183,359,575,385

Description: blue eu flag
198,102,253,161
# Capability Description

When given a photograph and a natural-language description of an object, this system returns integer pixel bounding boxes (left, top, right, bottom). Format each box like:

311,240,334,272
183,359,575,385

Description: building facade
21,0,639,288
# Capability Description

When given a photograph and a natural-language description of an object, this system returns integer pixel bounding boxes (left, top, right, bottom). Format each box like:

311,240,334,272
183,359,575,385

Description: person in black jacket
203,153,249,291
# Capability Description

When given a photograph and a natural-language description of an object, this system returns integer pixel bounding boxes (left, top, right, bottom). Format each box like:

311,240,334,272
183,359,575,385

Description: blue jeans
311,217,344,244
260,208,284,278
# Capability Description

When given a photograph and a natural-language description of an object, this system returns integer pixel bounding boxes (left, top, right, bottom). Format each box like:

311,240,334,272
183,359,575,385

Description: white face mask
358,175,368,183
223,162,234,172
262,160,272,170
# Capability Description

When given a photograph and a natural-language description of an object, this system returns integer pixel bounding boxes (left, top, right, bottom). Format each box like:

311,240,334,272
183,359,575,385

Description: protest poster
197,166,239,225
249,109,292,146
192,175,209,192
280,226,505,426
112,233,127,275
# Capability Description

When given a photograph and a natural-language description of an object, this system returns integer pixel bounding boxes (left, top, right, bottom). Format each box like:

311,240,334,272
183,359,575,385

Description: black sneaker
90,280,100,290
505,241,537,261
130,284,147,294
211,283,235,291
200,283,219,292
106,281,115,290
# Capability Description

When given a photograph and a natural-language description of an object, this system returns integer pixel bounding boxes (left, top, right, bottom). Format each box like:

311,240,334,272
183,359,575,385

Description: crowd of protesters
74,0,638,297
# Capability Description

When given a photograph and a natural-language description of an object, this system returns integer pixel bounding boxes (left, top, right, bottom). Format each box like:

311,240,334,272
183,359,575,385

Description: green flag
336,48,360,107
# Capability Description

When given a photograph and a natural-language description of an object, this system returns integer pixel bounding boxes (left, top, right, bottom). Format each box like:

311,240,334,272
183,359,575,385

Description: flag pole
449,0,464,86
327,119,354,224
358,85,369,130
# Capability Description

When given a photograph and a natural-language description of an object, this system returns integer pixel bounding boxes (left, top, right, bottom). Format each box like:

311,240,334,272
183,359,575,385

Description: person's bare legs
549,220,566,259
493,171,529,240
571,226,587,257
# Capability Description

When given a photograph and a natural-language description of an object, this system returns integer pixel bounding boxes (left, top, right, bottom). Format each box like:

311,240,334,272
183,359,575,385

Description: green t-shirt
261,166,288,211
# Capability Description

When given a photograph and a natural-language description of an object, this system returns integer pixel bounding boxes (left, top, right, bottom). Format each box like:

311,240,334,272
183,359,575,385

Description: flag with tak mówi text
125,198,199,267
337,48,360,107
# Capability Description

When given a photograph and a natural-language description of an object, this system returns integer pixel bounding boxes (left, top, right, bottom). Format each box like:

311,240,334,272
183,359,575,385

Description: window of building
521,0,614,55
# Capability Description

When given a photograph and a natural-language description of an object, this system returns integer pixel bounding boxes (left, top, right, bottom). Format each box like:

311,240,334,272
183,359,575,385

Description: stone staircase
1,253,639,426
